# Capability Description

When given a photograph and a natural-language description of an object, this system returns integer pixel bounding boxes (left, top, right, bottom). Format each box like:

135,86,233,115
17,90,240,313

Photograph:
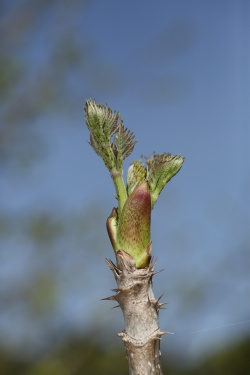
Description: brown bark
104,250,171,375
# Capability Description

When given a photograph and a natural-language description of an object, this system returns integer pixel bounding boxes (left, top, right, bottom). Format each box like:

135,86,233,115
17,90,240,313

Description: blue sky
0,0,250,362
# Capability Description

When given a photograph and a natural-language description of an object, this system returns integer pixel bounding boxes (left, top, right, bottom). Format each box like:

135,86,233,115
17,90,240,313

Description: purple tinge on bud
117,181,151,268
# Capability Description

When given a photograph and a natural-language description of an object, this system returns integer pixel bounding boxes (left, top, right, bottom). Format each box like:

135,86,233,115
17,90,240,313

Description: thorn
117,331,125,338
159,330,174,335
101,295,116,301
105,258,114,268
152,269,164,276
158,302,169,308
105,259,121,275
111,305,120,309
153,294,164,304
150,257,158,269
155,337,164,341
155,301,168,311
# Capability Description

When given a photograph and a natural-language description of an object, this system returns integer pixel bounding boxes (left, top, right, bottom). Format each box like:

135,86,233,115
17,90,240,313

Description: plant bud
126,161,146,196
106,207,118,250
117,182,151,268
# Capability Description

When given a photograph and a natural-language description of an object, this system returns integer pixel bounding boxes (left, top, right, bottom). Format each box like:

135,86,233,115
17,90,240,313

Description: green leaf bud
126,161,147,196
147,153,185,208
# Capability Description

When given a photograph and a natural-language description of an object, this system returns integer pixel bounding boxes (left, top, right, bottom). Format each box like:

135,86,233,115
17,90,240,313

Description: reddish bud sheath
117,182,151,268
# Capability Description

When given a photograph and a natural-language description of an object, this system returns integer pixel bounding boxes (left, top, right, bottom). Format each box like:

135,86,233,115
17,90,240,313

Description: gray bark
104,249,171,375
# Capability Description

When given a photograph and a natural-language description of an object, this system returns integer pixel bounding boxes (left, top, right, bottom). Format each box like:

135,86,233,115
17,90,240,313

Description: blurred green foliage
0,335,249,375
28,214,64,245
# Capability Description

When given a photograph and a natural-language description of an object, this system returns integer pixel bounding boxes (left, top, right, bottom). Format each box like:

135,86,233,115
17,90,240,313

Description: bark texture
104,250,170,375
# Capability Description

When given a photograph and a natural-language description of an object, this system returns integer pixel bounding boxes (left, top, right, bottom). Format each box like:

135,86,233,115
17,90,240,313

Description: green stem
111,169,127,215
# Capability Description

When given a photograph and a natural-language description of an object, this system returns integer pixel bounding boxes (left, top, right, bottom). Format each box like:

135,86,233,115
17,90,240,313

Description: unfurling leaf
126,161,147,195
112,124,137,171
147,153,185,208
84,100,136,175
84,99,120,170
